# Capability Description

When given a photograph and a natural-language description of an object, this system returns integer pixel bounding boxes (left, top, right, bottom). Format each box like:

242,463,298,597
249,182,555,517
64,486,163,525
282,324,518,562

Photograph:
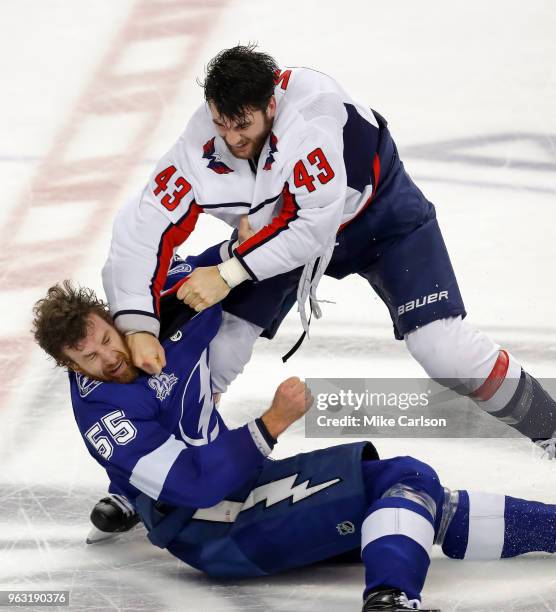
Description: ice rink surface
1,1,555,610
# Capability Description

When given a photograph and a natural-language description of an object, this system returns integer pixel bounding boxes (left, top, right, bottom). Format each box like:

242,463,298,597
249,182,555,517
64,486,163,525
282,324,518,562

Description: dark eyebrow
213,118,251,128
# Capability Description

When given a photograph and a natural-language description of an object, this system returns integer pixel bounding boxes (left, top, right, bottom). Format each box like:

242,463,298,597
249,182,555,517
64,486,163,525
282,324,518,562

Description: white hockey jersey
102,67,381,336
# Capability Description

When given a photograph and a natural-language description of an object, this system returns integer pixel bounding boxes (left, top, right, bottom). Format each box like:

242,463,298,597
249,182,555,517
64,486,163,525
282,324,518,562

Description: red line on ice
0,0,229,408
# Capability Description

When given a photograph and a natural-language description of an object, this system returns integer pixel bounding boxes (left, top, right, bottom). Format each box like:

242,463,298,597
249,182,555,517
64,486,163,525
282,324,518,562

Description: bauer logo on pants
398,291,448,316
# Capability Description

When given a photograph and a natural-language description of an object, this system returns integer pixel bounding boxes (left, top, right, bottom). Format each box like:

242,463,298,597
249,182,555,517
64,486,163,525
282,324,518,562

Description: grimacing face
63,313,139,384
209,97,276,160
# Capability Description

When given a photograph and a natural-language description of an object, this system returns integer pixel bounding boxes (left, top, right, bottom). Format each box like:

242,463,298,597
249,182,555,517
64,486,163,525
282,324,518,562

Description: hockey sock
489,371,556,440
472,350,556,440
441,490,556,559
361,497,434,601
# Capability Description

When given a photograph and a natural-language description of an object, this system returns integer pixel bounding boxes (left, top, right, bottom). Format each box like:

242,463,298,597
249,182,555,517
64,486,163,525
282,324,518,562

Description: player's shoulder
277,67,347,116
161,304,222,363
149,104,212,180
182,103,214,145
277,67,340,95
275,68,347,153
69,371,155,422
165,104,253,198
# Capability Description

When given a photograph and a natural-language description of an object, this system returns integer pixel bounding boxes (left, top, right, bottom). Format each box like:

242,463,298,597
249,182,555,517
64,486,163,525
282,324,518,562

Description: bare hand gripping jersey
102,68,381,336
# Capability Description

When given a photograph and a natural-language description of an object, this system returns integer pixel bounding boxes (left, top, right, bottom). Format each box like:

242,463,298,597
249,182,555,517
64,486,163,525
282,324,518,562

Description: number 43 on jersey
293,147,335,193
153,165,192,211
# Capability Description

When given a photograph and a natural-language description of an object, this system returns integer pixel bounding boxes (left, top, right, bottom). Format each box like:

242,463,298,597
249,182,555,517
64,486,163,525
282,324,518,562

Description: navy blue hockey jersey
69,305,273,509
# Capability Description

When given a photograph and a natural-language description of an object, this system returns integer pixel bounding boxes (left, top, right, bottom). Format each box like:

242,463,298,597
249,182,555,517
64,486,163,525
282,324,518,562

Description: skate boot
536,434,556,460
86,494,140,544
362,587,440,611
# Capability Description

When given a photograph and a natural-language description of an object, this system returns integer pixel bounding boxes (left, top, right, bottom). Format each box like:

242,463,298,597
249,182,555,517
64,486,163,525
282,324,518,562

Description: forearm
231,201,344,282
209,312,263,393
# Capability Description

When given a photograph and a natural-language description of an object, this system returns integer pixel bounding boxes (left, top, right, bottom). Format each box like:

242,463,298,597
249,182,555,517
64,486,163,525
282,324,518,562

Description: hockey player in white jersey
102,45,555,452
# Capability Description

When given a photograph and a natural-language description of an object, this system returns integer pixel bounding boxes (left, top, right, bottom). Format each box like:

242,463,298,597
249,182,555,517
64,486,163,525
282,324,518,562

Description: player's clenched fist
126,332,166,375
176,266,231,312
262,377,314,439
273,377,314,416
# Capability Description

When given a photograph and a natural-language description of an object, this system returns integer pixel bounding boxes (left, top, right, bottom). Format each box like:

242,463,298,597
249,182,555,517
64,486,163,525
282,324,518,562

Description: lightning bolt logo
180,348,219,446
243,474,341,509
193,473,342,523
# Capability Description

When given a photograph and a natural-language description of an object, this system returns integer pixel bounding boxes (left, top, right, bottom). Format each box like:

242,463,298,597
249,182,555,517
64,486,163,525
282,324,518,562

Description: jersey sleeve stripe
232,249,258,281
150,202,202,317
129,434,186,500
249,193,281,215
235,183,299,257
113,309,160,321
199,201,251,209
247,420,273,456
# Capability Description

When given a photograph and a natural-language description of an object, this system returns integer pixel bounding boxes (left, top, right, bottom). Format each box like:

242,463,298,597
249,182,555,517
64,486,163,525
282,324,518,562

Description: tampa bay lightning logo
179,348,219,446
75,372,103,397
203,137,234,174
263,132,278,170
167,263,192,277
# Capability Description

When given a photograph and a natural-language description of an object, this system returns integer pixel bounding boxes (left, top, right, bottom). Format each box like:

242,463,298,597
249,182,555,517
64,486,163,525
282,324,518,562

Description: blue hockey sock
441,490,556,559
361,497,434,601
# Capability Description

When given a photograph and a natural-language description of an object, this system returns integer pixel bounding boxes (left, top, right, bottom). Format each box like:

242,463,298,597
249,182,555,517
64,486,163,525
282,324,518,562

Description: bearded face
63,313,139,384
209,98,276,160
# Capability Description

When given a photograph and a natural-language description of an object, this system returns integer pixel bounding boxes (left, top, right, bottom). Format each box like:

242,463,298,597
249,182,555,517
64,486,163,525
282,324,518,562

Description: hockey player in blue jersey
101,45,556,454
32,263,555,612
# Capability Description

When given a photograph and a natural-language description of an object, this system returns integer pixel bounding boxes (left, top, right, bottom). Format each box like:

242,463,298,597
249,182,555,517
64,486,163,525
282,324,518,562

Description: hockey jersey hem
233,249,259,282
248,420,274,456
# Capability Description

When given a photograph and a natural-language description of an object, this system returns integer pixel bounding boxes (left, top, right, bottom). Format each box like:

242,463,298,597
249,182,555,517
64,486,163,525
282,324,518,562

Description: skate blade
532,442,556,461
86,526,123,544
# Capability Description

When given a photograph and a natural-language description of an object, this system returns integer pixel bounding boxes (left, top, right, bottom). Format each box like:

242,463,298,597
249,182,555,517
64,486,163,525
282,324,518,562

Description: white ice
0,1,555,610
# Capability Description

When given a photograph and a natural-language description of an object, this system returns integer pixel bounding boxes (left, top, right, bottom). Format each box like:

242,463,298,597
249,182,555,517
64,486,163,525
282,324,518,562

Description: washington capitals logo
203,137,234,174
263,132,279,171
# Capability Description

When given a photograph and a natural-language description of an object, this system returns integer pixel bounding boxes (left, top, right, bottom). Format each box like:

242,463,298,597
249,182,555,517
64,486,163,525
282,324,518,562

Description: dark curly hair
202,43,278,122
32,280,112,368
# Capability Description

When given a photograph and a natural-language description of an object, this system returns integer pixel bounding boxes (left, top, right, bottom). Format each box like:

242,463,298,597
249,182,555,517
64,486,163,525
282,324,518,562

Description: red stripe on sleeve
338,152,381,233
151,203,202,316
236,183,299,257
470,349,510,401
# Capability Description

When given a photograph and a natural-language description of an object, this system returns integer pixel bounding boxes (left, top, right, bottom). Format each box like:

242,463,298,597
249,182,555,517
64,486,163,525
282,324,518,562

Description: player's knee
405,318,461,379
405,316,499,384
383,456,443,514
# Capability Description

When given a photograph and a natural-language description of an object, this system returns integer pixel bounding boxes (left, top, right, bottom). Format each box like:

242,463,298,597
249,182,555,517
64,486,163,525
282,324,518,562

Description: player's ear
266,95,276,120
66,360,83,374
